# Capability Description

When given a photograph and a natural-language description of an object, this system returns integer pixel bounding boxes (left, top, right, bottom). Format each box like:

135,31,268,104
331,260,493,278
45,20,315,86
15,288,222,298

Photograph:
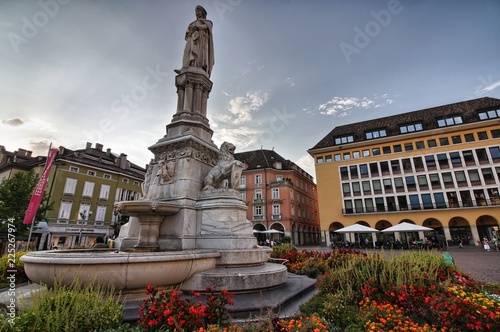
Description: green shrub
298,292,326,316
99,324,145,332
10,277,123,332
281,236,291,244
321,292,363,330
269,243,296,259
0,251,30,288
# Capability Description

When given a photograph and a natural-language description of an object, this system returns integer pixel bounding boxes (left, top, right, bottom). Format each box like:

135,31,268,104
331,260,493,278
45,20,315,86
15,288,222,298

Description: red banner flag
23,148,59,225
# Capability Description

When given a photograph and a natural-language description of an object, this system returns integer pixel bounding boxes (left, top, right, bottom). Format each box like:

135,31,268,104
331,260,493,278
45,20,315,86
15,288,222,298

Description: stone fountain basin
21,249,220,291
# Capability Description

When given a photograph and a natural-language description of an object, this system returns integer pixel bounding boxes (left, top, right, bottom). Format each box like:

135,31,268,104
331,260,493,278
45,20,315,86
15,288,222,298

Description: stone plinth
181,263,288,292
194,188,256,250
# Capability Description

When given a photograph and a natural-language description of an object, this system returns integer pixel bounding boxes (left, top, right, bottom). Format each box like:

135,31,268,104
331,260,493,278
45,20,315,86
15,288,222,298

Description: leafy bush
5,277,123,332
281,236,291,244
99,324,145,332
269,243,296,259
321,292,362,331
0,251,29,288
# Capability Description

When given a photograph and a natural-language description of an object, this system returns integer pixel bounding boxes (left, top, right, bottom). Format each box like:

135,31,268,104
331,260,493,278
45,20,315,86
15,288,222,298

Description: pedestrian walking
482,236,491,251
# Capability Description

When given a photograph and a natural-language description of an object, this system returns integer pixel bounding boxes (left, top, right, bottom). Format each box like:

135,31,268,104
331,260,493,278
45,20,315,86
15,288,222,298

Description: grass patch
2,276,122,332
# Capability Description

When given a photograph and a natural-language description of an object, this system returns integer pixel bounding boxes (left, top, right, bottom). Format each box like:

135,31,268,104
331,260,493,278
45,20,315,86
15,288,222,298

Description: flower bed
278,248,500,331
3,246,499,331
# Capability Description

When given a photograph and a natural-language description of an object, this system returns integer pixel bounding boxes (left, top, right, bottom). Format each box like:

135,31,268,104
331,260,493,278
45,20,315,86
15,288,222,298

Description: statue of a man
175,5,214,77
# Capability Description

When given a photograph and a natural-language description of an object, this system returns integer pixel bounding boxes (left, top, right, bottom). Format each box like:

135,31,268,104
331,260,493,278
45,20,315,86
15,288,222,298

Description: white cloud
217,90,269,125
212,127,263,150
296,154,315,178
475,80,500,96
318,95,393,116
0,117,60,155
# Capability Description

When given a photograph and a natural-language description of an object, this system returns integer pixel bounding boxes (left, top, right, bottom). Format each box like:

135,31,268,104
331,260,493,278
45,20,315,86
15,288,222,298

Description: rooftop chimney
117,153,129,169
95,143,103,151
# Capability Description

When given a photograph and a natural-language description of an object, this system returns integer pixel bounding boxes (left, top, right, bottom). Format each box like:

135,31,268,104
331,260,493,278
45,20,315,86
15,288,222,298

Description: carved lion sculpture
203,142,243,190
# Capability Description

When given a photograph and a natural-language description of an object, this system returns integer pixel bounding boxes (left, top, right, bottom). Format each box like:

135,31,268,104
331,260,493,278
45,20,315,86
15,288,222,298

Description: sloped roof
310,97,500,150
234,149,292,171
58,145,145,179
0,144,146,179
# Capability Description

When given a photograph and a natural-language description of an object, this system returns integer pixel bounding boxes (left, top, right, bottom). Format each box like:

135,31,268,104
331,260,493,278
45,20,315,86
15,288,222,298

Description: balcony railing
343,199,500,214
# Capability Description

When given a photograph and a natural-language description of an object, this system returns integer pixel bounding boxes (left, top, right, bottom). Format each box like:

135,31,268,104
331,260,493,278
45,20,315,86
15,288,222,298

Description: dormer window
365,129,387,140
437,115,463,127
400,122,423,134
478,109,500,120
334,135,354,145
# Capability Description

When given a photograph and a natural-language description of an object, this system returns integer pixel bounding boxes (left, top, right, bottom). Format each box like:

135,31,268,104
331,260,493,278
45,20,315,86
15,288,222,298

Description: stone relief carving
203,142,243,190
182,128,198,137
157,160,176,184
153,141,217,166
141,162,154,197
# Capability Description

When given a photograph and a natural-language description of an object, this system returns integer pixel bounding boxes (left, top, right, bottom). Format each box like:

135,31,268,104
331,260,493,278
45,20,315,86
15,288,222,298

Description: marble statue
175,5,214,77
203,142,243,190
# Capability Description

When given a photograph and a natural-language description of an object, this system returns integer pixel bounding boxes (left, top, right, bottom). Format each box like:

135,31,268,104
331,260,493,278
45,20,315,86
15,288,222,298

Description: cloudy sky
1,0,499,179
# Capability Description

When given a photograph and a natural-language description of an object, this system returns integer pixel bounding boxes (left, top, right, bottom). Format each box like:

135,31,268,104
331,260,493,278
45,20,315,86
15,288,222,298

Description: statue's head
221,141,236,155
195,5,207,19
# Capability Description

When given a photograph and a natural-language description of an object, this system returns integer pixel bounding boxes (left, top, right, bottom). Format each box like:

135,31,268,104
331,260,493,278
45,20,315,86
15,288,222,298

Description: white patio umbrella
380,222,433,233
334,224,379,233
261,229,283,243
261,229,284,234
381,222,433,248
334,224,379,248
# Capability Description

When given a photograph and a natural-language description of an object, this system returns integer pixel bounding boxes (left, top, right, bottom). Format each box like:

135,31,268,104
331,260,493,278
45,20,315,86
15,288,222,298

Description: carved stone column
183,80,194,113
174,70,213,118
176,86,185,114
201,87,209,117
193,83,203,114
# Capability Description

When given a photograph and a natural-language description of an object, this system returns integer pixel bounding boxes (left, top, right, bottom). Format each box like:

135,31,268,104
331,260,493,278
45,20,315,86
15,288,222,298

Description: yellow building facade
309,97,500,248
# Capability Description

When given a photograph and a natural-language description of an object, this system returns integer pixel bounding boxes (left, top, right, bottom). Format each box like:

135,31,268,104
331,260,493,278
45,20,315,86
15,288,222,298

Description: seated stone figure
203,142,243,190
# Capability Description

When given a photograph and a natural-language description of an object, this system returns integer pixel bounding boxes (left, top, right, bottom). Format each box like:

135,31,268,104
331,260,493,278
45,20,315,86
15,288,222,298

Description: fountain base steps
181,262,288,292
122,272,317,322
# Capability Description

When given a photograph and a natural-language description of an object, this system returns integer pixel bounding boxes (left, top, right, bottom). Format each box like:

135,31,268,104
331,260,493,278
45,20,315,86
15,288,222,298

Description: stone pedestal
194,189,256,250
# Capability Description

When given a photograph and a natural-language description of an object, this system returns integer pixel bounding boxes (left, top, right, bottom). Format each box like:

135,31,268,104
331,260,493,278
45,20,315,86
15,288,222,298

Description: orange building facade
235,149,321,246
309,97,500,248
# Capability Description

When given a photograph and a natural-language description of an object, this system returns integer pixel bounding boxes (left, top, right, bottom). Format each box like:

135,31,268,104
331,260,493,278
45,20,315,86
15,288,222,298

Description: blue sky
1,0,499,179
